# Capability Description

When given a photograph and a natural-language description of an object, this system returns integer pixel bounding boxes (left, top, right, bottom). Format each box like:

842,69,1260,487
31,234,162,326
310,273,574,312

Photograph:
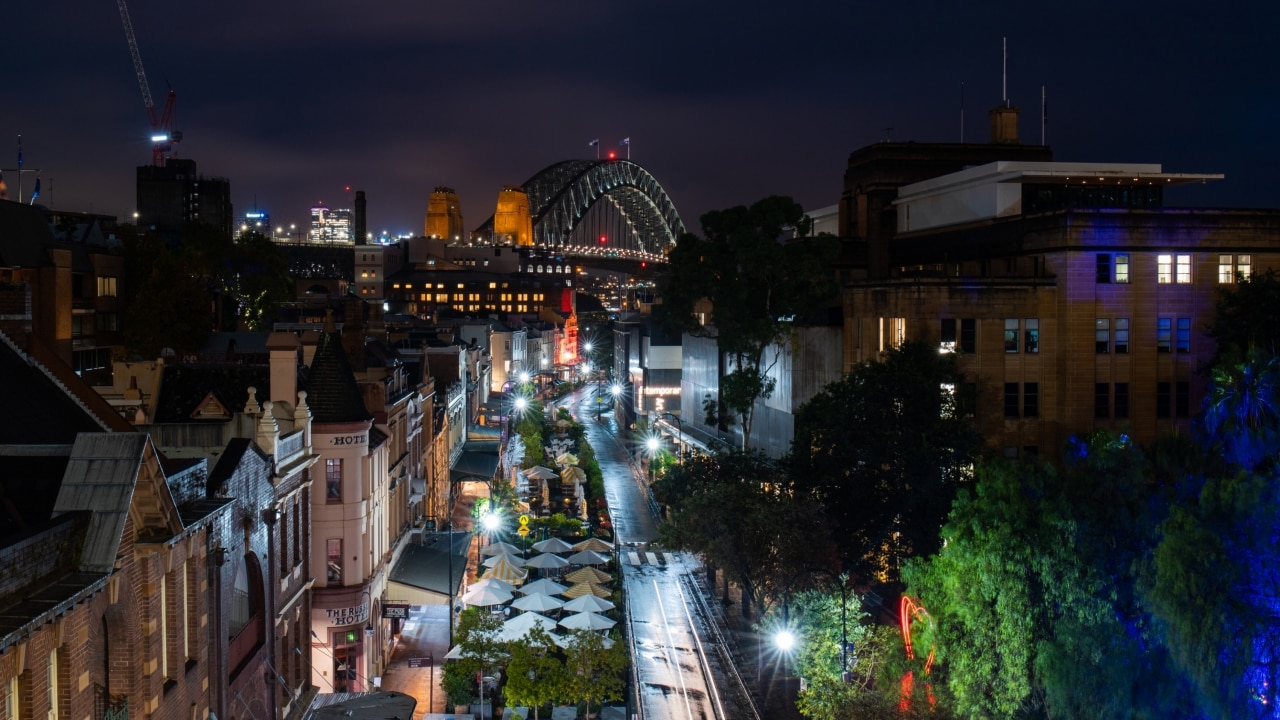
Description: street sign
518,514,530,527
517,526,530,537
382,603,410,619
408,656,433,669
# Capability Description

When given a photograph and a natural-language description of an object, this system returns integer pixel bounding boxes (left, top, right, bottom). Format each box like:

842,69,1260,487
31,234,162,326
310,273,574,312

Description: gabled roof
0,332,106,443
153,363,270,423
53,433,181,572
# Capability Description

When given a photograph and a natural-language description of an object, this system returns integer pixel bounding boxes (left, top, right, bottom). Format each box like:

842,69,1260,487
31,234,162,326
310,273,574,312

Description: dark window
1176,381,1190,418
1115,383,1129,419
960,319,976,353
1023,446,1039,457
1024,319,1039,353
1096,254,1111,283
1024,382,1039,418
1176,318,1191,353
1096,319,1110,354
1004,319,1019,353
1004,382,1019,418
1115,318,1129,354
1095,383,1110,418
1157,318,1172,353
941,318,957,350
1157,382,1171,418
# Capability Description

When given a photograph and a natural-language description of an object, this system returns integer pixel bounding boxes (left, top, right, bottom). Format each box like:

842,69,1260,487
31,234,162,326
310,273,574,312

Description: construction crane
117,0,180,166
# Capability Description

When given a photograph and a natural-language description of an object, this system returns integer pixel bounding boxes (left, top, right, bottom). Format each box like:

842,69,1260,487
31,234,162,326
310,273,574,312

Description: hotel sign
383,603,411,620
325,603,369,626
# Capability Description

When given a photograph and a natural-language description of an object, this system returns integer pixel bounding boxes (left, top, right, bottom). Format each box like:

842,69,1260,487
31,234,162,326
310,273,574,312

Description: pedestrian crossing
624,551,677,566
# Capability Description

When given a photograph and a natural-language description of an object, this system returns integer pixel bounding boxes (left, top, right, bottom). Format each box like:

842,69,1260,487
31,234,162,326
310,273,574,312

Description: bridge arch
474,159,686,260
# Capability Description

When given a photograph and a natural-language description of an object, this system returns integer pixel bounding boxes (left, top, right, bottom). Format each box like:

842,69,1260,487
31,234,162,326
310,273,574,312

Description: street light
657,411,684,462
644,435,661,484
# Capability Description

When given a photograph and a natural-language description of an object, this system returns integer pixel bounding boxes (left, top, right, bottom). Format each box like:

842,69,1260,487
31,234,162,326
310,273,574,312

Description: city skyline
4,1,1277,235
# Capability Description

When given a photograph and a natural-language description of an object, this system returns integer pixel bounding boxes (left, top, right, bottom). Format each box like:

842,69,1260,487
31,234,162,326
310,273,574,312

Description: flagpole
1041,85,1046,146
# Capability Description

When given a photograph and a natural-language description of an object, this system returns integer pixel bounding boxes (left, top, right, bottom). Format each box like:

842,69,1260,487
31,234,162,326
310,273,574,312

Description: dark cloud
4,1,1278,233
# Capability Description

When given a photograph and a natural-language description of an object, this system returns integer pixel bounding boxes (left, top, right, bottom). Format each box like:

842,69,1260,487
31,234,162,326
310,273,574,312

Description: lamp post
645,435,660,484
657,411,684,462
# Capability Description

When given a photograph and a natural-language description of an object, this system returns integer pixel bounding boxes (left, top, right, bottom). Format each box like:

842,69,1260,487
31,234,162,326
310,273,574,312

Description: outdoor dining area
447,536,620,658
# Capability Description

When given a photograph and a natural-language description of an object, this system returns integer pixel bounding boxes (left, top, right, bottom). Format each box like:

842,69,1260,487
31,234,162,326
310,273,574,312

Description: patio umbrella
484,552,522,568
532,537,574,554
564,566,611,585
553,634,614,650
519,578,568,596
559,611,617,631
470,577,517,594
482,541,523,557
511,592,565,614
562,595,615,613
502,611,558,638
566,550,609,566
555,452,578,466
572,538,614,553
485,554,529,585
461,584,513,607
524,553,570,570
561,581,611,599
525,466,558,480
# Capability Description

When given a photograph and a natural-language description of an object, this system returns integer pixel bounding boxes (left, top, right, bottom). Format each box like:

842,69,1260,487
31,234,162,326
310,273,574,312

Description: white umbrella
519,578,568,596
553,633,614,649
482,541,523,557
559,611,616,631
532,537,574,554
503,611,558,638
462,585,513,607
470,577,517,594
562,594,615,613
511,592,565,614
525,466,558,480
524,553,570,570
484,552,521,568
566,550,609,566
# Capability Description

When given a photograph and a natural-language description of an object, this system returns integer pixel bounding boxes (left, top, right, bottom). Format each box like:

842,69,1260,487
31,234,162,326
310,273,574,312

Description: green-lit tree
503,626,568,720
788,341,982,583
659,196,839,449
561,629,627,717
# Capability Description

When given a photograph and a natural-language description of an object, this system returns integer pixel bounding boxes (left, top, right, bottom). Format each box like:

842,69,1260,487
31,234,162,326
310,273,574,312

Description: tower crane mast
117,0,179,166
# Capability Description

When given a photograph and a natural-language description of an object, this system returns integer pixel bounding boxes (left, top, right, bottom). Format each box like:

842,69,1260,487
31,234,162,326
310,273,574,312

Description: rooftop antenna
1002,37,1008,107
1041,85,1047,145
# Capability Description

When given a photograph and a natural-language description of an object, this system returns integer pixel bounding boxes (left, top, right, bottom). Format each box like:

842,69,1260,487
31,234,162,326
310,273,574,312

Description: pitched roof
305,328,372,424
152,363,270,423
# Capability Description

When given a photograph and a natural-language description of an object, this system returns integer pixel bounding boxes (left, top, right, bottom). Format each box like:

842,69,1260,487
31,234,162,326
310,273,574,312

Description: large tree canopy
788,341,982,583
660,195,839,448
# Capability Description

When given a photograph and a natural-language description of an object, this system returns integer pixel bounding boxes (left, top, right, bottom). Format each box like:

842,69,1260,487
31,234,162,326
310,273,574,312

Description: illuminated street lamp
644,435,661,484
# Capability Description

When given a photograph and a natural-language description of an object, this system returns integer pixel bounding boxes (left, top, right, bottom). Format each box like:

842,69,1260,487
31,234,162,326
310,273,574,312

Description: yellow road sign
519,514,531,526
517,526,530,537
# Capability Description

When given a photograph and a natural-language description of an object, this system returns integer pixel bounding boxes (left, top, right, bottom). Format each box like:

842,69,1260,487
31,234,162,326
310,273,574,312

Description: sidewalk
379,604,453,718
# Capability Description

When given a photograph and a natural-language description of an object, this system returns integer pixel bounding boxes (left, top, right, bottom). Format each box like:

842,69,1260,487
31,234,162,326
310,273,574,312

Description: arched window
228,554,265,677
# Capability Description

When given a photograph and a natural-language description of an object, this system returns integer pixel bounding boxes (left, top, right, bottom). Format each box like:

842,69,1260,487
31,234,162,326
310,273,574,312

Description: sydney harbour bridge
469,159,686,270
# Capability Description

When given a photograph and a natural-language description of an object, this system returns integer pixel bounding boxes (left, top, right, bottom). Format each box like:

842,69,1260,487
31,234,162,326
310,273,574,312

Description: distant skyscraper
136,158,232,244
424,186,465,241
234,210,270,237
309,205,353,244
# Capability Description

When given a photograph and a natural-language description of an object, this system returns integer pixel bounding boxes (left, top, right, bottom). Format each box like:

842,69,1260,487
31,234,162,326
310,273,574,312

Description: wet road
551,390,757,720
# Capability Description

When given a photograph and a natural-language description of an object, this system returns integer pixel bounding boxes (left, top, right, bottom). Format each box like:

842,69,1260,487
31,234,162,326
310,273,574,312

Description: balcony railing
94,684,128,720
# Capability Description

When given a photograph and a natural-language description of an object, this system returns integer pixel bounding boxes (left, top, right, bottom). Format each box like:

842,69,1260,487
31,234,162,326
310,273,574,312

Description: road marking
654,579,695,720
627,552,641,566
646,552,659,565
677,575,726,720
664,552,677,565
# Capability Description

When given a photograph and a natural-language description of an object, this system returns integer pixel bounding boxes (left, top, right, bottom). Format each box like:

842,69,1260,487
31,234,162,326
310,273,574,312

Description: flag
30,177,40,202
620,138,630,146
588,139,599,147
0,171,7,200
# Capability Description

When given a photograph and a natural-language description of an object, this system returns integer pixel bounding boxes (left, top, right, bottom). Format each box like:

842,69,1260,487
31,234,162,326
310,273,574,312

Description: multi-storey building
839,154,1275,455
309,206,353,245
136,158,233,243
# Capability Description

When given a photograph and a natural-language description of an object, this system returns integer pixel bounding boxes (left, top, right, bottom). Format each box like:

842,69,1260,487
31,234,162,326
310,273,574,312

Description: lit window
1238,255,1252,280
1004,319,1019,353
1157,254,1173,283
1024,319,1039,353
1115,254,1130,283
1176,254,1191,284
327,539,342,584
326,458,342,502
940,319,956,353
97,276,118,297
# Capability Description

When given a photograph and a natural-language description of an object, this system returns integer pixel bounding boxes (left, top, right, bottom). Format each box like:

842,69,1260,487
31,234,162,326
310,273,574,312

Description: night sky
5,1,1278,236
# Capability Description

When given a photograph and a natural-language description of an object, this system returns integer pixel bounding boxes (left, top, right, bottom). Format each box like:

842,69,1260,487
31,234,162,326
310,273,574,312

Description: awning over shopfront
387,532,471,606
449,440,501,484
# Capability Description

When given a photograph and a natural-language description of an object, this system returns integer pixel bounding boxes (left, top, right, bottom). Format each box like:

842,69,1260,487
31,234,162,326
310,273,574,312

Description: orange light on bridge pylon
599,235,607,244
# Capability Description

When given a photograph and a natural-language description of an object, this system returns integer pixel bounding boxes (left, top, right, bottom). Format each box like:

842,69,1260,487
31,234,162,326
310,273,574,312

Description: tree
660,196,839,449
1201,345,1280,471
444,607,507,712
224,230,292,330
788,341,982,583
904,436,1198,720
1140,471,1280,720
561,629,627,717
503,626,569,720
655,449,835,618
1209,269,1280,362
123,250,214,357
